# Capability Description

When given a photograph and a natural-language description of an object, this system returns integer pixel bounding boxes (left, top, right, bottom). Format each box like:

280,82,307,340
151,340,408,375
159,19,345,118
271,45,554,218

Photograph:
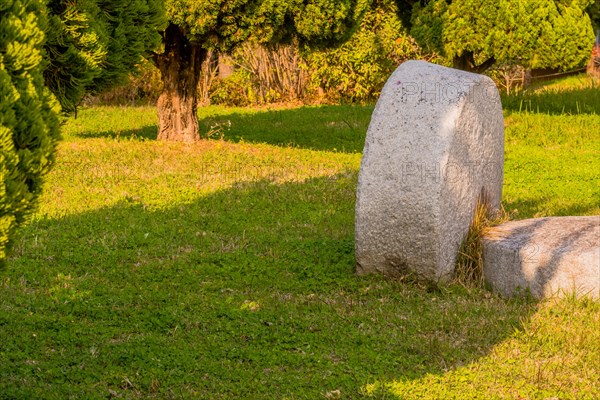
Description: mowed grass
0,75,598,399
502,75,600,218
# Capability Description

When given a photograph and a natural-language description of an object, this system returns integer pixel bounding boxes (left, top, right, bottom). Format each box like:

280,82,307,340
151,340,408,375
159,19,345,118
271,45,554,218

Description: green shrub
210,0,427,106
84,58,164,106
410,0,595,72
0,0,61,263
210,69,256,107
304,0,423,103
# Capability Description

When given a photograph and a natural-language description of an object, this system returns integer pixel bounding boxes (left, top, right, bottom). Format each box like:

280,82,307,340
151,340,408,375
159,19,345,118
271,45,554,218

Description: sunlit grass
502,74,600,115
0,75,598,398
503,112,600,218
369,296,600,399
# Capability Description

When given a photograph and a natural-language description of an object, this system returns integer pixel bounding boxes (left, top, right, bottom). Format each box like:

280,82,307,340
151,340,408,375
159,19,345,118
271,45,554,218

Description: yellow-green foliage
209,0,426,106
165,0,371,50
0,0,60,263
306,0,423,102
411,0,595,71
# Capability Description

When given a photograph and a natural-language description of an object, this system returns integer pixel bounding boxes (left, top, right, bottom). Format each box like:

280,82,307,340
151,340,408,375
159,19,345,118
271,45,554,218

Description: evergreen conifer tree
0,0,164,264
0,0,61,264
44,0,165,113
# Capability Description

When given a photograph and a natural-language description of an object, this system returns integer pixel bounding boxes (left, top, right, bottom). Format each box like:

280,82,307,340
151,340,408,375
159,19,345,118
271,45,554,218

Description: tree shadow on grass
70,104,372,153
198,104,372,153
73,124,159,140
502,85,600,116
503,196,600,220
3,173,536,399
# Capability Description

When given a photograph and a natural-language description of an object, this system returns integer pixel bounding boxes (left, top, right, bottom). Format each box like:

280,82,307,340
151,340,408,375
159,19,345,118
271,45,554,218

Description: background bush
304,0,424,103
210,68,257,107
90,0,429,107
218,0,426,105
85,0,599,106
0,0,60,264
222,42,310,105
84,58,164,107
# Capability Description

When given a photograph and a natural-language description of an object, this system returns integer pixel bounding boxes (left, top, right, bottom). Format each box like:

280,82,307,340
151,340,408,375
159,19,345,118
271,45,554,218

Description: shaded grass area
1,75,599,398
65,105,371,153
2,170,534,399
199,105,371,153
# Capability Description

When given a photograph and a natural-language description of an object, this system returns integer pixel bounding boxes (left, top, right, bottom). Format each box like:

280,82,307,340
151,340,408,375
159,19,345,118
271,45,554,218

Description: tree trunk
453,52,496,73
155,24,206,142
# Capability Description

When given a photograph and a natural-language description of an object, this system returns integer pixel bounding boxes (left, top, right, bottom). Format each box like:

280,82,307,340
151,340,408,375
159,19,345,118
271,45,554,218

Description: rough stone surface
483,216,600,299
355,60,504,280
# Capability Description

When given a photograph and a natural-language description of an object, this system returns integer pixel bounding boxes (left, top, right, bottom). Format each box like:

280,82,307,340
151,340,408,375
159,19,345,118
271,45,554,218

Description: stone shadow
485,217,599,299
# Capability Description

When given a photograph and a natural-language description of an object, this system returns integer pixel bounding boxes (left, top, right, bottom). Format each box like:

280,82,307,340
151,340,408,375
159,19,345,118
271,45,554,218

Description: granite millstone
483,216,600,299
355,60,504,280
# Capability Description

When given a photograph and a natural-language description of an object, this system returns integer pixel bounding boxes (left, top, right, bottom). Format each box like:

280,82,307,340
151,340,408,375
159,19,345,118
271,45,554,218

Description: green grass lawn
0,75,599,399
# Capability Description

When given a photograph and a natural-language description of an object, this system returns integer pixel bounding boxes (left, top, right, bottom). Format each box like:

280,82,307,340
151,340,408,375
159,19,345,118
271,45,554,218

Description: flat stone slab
483,216,600,299
355,60,504,280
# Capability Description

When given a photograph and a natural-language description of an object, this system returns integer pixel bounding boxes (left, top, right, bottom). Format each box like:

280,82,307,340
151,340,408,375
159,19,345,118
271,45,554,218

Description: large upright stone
483,216,600,299
356,60,504,280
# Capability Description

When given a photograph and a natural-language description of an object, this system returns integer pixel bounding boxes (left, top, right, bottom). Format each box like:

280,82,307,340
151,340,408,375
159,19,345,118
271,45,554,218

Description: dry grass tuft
453,191,512,288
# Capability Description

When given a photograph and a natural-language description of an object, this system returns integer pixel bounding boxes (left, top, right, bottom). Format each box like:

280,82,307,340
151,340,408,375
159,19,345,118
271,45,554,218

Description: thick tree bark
453,52,496,74
154,24,206,142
